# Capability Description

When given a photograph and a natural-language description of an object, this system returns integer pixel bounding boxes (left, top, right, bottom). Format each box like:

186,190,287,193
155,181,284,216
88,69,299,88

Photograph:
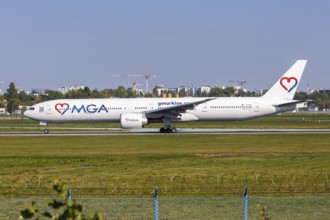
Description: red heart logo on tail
280,77,298,93
55,103,70,115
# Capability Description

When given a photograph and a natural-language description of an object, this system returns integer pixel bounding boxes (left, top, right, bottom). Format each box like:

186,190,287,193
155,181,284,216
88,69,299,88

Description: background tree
115,86,128,98
100,89,115,98
66,88,92,98
7,98,20,114
223,87,235,97
18,91,32,103
44,90,65,100
4,82,20,114
0,94,4,108
33,95,43,105
84,87,93,97
92,89,102,98
201,91,209,97
209,87,224,97
4,82,18,100
127,88,138,98
294,91,309,101
144,92,155,97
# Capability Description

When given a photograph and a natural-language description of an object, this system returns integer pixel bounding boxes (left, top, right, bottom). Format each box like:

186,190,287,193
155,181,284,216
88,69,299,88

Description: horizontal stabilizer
273,100,310,107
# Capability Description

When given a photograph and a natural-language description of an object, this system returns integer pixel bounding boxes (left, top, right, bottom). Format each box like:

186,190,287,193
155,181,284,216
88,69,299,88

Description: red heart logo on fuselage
55,103,70,115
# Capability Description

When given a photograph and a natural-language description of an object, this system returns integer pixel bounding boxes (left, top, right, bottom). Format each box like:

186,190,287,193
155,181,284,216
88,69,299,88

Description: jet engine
120,113,148,129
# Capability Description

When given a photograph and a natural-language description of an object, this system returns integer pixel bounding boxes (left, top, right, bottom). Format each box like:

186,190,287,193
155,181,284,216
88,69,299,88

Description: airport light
0,81,4,95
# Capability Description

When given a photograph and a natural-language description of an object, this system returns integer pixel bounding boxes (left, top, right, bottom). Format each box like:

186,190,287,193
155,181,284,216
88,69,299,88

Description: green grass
0,134,329,196
1,115,329,219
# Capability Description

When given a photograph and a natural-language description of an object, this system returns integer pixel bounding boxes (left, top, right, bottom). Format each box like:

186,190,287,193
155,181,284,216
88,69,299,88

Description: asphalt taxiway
1,128,330,136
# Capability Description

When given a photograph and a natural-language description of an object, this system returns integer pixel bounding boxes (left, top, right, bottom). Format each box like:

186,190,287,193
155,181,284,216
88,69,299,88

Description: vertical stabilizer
263,60,307,100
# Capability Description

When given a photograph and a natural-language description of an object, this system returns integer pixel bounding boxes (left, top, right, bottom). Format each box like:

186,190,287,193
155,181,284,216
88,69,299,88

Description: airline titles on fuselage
54,101,193,115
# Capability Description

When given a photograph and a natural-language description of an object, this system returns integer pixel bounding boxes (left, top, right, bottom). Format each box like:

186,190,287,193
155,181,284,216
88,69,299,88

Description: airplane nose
23,109,33,119
23,110,30,118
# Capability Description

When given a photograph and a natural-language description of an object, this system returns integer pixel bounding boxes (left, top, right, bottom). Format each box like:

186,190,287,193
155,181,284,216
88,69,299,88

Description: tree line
0,82,329,114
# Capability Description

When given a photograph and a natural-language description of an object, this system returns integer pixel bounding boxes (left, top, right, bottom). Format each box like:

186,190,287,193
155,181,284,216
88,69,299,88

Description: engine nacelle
120,113,148,129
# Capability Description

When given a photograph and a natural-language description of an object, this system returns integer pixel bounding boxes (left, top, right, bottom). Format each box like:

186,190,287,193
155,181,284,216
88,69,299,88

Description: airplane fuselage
25,97,294,124
23,60,307,133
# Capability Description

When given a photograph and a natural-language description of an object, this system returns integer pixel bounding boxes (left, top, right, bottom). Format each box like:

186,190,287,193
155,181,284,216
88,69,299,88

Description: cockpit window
28,107,35,111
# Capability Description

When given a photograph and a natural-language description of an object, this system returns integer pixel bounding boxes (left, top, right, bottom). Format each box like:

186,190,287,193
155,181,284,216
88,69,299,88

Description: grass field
0,129,329,196
0,113,330,196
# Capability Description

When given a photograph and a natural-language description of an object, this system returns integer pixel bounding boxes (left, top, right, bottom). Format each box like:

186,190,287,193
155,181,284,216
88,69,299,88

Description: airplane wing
145,98,215,118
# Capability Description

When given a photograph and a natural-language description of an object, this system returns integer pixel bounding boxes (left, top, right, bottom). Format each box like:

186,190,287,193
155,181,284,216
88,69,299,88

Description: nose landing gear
40,121,50,134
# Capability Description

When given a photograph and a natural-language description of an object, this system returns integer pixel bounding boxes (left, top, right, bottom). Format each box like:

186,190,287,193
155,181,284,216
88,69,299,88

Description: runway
1,128,330,136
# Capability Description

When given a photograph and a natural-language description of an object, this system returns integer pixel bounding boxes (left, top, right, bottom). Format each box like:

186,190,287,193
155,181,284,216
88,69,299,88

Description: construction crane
112,74,156,93
236,80,247,86
127,74,156,94
126,82,143,90
112,74,134,87
229,80,247,87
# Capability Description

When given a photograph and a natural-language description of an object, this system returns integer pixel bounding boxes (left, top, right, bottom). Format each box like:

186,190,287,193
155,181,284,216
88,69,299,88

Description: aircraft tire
165,127,171,133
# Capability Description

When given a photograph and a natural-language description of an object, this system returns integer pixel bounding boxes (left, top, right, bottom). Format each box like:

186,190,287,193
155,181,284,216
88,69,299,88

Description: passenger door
253,103,260,112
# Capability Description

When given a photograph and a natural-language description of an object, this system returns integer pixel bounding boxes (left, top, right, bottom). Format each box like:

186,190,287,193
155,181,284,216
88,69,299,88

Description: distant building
233,86,248,93
14,110,22,114
153,85,169,96
309,89,330,94
177,86,196,96
23,90,31,95
129,88,144,96
293,102,308,112
199,86,211,94
220,86,248,93
58,85,86,94
151,84,250,97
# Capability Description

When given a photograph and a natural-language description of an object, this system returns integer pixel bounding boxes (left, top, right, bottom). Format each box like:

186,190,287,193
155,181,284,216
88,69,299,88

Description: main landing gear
160,118,177,133
159,127,177,133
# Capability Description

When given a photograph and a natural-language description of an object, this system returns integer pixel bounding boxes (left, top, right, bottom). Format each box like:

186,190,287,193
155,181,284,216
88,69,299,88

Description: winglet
263,60,307,100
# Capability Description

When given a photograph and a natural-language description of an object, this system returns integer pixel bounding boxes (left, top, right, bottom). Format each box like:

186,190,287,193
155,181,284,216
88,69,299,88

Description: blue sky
0,1,329,92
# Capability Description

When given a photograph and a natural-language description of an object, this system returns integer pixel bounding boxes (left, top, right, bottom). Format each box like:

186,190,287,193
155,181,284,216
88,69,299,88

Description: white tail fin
263,60,307,100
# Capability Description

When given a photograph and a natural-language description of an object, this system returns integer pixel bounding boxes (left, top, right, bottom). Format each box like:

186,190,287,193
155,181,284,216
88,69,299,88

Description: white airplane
24,60,307,134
